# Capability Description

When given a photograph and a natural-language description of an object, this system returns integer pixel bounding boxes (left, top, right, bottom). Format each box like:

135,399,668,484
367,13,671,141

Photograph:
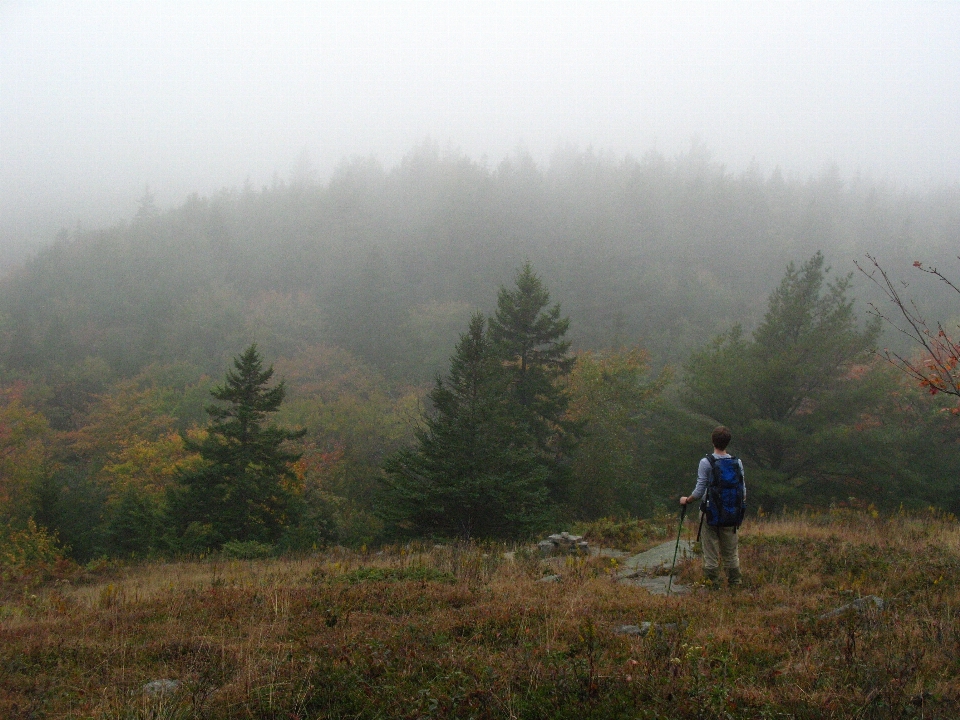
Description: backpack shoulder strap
704,453,719,484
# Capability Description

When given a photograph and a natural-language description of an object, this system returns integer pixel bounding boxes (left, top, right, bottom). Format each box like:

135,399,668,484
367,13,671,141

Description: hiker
680,426,746,587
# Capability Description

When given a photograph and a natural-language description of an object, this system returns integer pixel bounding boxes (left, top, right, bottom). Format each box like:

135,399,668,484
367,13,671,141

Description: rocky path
614,539,695,595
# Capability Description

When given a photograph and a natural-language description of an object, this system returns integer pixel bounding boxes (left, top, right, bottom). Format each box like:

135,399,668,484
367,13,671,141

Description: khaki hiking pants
701,521,740,579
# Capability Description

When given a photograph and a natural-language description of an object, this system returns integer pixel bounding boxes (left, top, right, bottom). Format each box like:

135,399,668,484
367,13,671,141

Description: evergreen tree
488,262,575,496
168,344,305,547
684,252,882,507
381,314,549,539
106,485,161,557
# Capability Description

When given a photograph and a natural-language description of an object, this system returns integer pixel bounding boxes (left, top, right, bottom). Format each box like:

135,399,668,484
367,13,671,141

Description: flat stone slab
592,547,631,559
620,575,688,594
620,540,695,573
143,679,181,696
818,595,885,620
616,539,695,595
614,621,689,637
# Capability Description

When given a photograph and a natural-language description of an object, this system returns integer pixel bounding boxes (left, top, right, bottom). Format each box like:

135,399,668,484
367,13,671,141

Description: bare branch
855,255,960,399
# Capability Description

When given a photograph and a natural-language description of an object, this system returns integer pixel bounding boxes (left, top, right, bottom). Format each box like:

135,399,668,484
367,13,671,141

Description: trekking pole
667,502,688,596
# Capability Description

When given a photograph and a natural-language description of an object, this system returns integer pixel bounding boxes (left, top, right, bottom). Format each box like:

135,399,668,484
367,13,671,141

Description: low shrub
326,565,456,584
572,515,668,552
0,518,72,582
220,540,275,560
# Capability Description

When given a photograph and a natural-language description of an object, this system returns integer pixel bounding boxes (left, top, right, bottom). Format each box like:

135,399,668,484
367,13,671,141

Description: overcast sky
2,1,959,251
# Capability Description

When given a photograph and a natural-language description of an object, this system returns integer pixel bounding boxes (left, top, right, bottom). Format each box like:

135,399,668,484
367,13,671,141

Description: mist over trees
3,145,958,386
1,145,960,558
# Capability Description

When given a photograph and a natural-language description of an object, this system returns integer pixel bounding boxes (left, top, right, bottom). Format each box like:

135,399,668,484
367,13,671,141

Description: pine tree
382,314,549,539
168,344,305,547
684,252,882,506
488,262,575,496
106,485,161,557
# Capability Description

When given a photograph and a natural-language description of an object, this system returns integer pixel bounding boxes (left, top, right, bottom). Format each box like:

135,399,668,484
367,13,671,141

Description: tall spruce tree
382,314,549,539
684,252,882,507
168,344,305,547
488,262,575,497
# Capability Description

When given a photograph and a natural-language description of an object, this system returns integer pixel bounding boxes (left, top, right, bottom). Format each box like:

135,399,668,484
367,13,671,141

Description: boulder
818,595,885,620
538,531,589,556
538,540,557,556
613,620,687,637
143,679,180,697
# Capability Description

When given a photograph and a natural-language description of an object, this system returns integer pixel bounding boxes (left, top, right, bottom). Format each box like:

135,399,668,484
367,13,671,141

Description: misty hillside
3,146,960,563
4,6,960,714
3,146,958,385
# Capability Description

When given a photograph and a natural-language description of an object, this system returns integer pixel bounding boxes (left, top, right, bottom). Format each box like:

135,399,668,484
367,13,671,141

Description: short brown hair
711,426,732,450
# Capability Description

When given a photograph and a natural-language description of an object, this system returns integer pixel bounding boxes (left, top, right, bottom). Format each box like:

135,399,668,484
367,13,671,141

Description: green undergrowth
323,564,457,585
571,515,671,553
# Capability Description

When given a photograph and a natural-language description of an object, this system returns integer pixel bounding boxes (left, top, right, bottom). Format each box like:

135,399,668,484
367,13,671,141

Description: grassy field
2,508,959,719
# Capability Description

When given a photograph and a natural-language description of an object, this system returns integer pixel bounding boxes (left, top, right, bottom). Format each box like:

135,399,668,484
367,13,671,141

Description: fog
2,1,959,256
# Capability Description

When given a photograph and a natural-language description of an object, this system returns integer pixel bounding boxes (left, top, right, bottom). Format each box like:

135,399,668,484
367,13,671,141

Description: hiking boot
727,567,742,587
703,568,720,587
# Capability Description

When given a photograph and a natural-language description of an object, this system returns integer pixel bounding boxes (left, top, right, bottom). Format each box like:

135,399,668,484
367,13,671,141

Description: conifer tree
488,262,575,496
168,344,305,547
382,314,549,539
684,252,882,507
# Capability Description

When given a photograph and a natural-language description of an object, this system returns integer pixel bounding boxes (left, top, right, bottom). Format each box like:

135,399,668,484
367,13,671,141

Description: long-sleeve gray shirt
689,453,745,501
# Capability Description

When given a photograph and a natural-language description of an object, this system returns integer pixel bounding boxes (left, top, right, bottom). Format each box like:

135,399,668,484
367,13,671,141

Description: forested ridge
5,145,959,381
2,145,960,562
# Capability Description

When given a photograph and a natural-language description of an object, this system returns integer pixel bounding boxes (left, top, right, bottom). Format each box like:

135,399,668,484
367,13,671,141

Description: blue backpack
703,454,746,529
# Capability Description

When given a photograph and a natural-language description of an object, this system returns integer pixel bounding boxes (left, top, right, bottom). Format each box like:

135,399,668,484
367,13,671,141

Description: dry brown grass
2,511,959,719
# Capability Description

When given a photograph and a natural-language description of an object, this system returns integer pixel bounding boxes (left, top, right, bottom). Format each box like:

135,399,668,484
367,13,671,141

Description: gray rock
538,540,557,557
819,595,885,620
618,574,688,595
143,679,180,696
613,620,687,637
537,574,561,583
619,540,694,574
594,547,630,559
656,621,687,634
538,532,590,556
614,622,653,637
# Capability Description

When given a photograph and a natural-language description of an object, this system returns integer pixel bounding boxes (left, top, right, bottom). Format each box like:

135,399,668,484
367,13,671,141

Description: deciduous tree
857,254,960,404
565,347,668,519
0,386,52,525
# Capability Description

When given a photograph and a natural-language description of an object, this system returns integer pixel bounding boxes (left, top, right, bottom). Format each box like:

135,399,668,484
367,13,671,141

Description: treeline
2,256,958,562
1,146,960,560
3,145,959,386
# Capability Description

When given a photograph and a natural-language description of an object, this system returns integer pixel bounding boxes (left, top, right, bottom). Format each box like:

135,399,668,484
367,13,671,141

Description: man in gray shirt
680,426,744,587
